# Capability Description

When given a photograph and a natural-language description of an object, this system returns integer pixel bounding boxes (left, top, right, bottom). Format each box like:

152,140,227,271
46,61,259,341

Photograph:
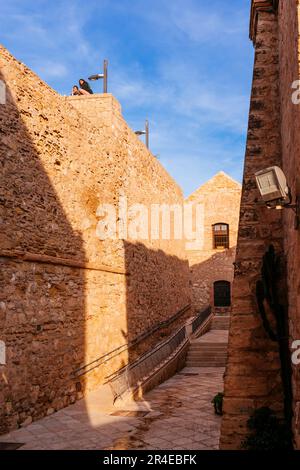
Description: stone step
188,347,227,352
186,361,227,367
211,317,230,330
212,324,229,329
188,351,227,357
186,355,227,362
212,321,229,324
185,326,229,368
189,346,225,350
211,326,229,330
191,339,228,348
212,315,230,319
211,315,230,321
187,353,227,359
189,343,227,348
186,359,227,364
189,352,227,358
190,344,227,351
186,361,227,366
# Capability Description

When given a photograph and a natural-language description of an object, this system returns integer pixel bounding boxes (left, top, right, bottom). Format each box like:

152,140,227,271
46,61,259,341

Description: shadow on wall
189,247,236,312
75,240,192,401
124,240,191,362
0,71,86,433
61,240,192,451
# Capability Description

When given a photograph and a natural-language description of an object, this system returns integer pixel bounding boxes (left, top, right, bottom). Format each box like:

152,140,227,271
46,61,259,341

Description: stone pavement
0,367,225,450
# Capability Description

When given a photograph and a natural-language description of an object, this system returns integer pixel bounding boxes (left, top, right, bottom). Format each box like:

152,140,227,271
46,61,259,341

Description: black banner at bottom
1,450,300,467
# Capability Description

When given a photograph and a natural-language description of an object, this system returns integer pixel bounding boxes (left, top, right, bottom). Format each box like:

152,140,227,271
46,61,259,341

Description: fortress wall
278,0,300,447
221,0,300,449
0,45,190,433
220,3,285,449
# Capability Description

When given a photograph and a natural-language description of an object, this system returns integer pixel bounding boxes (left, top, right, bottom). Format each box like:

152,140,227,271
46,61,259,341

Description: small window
214,281,231,307
213,223,229,249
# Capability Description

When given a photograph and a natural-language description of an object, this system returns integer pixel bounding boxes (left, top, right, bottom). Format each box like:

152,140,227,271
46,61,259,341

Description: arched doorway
214,280,231,307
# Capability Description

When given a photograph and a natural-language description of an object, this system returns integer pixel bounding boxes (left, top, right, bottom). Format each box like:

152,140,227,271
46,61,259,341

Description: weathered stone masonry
0,46,191,433
185,172,241,313
221,0,300,449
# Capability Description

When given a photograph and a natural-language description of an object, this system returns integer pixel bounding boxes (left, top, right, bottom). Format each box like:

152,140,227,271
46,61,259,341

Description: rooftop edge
250,0,279,43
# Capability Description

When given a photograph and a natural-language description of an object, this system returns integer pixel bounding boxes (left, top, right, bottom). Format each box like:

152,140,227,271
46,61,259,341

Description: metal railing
108,324,187,401
73,303,191,378
192,306,211,333
108,306,212,401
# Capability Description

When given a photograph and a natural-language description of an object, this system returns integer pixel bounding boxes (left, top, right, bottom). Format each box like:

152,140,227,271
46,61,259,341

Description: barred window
213,223,229,249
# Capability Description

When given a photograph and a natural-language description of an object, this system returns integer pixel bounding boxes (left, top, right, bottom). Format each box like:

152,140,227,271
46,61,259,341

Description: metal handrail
108,306,212,401
108,325,187,400
73,303,191,377
192,306,211,333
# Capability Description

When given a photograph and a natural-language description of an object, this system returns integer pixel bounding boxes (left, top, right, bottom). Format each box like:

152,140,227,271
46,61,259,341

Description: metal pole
145,119,149,149
103,59,108,93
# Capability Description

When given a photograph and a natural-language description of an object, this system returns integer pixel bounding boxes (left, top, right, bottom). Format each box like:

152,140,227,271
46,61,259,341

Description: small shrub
212,392,224,415
242,407,292,450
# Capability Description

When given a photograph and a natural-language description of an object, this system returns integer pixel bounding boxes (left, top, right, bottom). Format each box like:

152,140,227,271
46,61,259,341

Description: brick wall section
0,46,190,433
221,0,300,449
220,5,285,449
278,0,300,448
185,172,241,312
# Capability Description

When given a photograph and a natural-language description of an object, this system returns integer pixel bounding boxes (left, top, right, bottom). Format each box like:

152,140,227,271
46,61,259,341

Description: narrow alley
0,365,224,450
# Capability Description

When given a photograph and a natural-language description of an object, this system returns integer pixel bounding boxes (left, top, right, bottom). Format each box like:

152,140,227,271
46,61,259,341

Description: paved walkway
0,367,225,450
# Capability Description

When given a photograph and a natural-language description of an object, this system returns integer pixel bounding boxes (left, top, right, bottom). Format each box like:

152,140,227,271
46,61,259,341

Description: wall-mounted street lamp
255,165,300,229
88,59,108,93
135,119,149,149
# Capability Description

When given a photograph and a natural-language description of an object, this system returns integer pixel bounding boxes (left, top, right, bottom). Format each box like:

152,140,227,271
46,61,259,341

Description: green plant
256,245,293,440
212,392,224,415
242,407,292,450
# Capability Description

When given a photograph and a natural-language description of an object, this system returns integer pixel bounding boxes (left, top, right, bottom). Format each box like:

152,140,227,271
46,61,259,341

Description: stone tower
220,0,300,450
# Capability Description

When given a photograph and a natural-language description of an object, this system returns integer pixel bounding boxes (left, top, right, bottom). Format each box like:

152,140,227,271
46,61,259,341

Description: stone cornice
250,0,279,43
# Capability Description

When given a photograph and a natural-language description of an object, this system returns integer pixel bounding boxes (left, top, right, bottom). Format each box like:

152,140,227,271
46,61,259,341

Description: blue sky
0,0,254,196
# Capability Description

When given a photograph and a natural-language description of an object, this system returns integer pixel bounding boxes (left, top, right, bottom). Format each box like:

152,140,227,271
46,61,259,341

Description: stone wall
277,0,300,449
220,1,285,449
221,0,300,450
185,172,241,313
0,46,190,433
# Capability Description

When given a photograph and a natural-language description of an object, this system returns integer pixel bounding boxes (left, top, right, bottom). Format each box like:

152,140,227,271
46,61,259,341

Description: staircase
211,315,230,330
185,316,229,368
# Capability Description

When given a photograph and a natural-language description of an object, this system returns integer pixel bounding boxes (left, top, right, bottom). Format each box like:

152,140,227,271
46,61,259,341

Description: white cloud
110,57,249,135
34,61,69,79
170,4,247,43
0,0,251,195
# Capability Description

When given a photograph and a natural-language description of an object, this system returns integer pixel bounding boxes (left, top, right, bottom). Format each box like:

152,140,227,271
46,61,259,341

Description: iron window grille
213,223,229,249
